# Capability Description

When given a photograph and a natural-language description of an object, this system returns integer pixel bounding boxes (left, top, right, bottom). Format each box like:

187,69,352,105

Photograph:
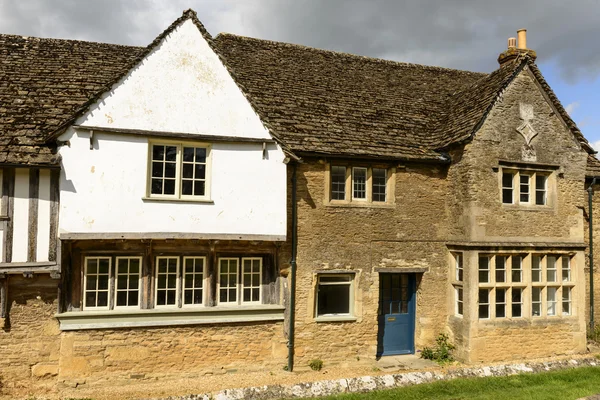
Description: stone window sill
326,201,395,209
315,316,357,323
501,204,555,212
56,304,285,331
141,196,214,204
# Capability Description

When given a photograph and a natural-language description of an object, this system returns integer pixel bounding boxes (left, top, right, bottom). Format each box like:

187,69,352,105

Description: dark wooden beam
48,169,60,262
27,168,39,262
3,168,14,263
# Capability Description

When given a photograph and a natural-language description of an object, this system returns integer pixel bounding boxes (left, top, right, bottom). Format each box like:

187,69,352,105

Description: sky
1,0,599,147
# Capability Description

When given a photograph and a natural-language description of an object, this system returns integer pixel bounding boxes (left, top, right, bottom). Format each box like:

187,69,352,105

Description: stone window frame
145,139,212,202
496,163,557,209
477,252,576,321
324,162,396,207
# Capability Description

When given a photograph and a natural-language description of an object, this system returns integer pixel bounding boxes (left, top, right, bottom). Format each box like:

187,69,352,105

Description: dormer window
147,141,211,201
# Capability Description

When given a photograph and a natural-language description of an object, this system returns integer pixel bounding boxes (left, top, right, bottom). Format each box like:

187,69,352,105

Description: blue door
377,273,416,356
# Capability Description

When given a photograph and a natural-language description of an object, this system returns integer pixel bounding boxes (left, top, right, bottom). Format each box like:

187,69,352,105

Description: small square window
317,275,353,317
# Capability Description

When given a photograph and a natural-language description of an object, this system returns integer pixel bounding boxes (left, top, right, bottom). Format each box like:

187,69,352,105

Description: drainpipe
287,163,298,372
589,178,598,331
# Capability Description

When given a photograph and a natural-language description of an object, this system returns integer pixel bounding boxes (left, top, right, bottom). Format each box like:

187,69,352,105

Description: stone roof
0,9,594,168
0,35,144,166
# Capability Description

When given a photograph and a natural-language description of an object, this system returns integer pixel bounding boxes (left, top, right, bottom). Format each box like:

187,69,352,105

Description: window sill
56,304,284,331
326,201,394,209
501,204,554,212
315,316,357,323
141,197,214,204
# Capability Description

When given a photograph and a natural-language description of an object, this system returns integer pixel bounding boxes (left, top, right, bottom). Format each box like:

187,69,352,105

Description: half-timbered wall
0,167,59,267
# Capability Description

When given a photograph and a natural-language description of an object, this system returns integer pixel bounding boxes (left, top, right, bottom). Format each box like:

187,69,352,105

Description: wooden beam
59,232,286,241
0,276,7,321
48,169,60,262
27,168,39,262
3,168,14,263
73,125,277,144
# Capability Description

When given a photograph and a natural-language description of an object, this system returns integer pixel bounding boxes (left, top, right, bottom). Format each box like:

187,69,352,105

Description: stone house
1,8,600,393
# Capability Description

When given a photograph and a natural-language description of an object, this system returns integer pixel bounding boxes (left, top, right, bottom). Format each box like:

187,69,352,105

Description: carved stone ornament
517,103,537,161
516,103,537,145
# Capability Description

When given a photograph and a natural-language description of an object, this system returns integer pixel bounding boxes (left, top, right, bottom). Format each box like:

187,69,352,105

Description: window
372,168,387,202
84,257,111,310
532,255,542,282
477,252,574,320
352,167,367,200
331,166,346,200
501,169,550,206
512,288,523,318
218,257,262,305
562,287,572,316
547,287,558,316
454,252,463,282
183,257,206,306
532,287,542,317
456,287,464,316
478,256,490,283
479,289,490,319
149,142,210,200
155,256,179,307
329,165,390,204
511,255,523,283
317,275,353,317
495,256,506,283
115,257,142,308
496,288,506,318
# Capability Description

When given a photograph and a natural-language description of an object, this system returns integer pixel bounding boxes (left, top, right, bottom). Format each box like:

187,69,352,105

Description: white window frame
182,256,207,308
83,256,112,311
114,256,143,309
147,141,211,201
316,274,354,317
455,287,464,317
217,257,239,305
454,252,463,282
241,257,263,305
154,256,180,309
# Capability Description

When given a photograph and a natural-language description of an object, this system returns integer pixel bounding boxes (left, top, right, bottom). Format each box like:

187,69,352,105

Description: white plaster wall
36,170,51,262
80,19,270,139
58,130,287,237
12,169,29,262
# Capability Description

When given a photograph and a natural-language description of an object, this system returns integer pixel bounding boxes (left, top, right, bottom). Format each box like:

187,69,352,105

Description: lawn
313,366,600,400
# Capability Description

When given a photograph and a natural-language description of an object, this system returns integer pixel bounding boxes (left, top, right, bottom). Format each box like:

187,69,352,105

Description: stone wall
0,274,286,394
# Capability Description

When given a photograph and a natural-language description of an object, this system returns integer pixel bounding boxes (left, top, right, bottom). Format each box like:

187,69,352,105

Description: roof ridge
0,33,143,49
215,33,488,76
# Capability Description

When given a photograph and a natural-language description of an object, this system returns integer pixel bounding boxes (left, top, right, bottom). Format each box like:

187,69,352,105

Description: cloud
591,140,600,152
1,0,600,81
565,102,580,116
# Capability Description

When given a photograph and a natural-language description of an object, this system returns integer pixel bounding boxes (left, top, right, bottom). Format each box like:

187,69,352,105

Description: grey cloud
1,0,599,81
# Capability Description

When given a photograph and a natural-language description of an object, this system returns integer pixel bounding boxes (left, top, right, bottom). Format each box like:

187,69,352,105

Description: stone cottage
1,8,600,394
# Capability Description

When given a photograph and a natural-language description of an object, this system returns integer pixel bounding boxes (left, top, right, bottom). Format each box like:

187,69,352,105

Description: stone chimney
498,29,537,66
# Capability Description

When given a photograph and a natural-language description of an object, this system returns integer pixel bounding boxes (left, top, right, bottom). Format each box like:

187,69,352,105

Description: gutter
588,177,598,331
287,162,298,372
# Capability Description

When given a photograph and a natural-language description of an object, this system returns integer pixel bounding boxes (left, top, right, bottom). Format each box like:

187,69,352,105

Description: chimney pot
517,29,527,49
508,37,517,49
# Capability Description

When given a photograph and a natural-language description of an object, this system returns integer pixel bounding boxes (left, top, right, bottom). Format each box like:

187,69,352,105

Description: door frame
376,272,417,357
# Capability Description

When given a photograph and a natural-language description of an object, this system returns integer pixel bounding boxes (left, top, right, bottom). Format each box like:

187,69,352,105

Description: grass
313,366,600,400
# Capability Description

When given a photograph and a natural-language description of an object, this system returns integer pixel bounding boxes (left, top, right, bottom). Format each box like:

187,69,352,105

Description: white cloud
590,140,600,151
565,101,580,116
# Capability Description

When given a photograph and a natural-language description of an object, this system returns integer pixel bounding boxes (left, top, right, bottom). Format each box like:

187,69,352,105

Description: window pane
152,145,165,161
562,287,571,315
164,179,175,195
352,168,367,199
156,257,178,307
372,168,387,202
455,253,463,282
532,287,542,317
536,175,547,205
195,164,206,180
512,288,522,318
478,289,489,319
318,283,350,315
182,164,193,179
511,255,522,283
502,172,513,204
165,146,177,161
547,287,557,316
547,256,557,282
331,166,346,200
478,256,489,283
496,288,506,318
502,189,513,204
195,147,207,162
194,181,205,196
520,174,530,203
183,147,195,162
182,180,193,195
495,256,506,283
562,256,571,282
532,255,542,282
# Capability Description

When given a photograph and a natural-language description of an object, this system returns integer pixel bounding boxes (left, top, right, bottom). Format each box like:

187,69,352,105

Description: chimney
498,29,537,66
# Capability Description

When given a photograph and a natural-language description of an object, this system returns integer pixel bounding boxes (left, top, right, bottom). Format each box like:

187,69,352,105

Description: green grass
314,366,600,400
